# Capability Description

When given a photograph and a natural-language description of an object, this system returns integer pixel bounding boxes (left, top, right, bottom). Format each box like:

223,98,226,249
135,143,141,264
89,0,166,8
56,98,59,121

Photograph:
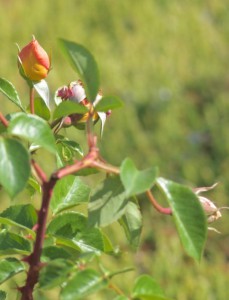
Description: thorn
21,254,32,264
32,224,39,231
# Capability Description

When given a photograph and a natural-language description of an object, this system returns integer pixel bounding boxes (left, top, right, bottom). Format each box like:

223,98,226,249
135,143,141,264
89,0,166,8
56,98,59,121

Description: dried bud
194,183,229,233
57,80,86,103
56,80,99,129
18,36,50,81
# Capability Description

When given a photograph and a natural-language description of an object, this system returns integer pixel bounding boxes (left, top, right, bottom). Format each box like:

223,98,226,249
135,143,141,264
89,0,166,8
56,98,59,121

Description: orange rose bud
18,37,50,81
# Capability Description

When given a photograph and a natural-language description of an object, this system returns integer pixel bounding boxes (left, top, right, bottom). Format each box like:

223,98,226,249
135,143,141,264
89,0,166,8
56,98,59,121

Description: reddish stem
54,146,99,179
91,160,120,175
0,112,9,127
30,87,35,114
31,160,47,183
146,190,172,215
20,178,57,300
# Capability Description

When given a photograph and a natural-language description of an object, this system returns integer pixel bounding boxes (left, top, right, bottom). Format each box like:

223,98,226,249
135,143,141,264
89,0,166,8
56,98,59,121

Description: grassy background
0,0,229,299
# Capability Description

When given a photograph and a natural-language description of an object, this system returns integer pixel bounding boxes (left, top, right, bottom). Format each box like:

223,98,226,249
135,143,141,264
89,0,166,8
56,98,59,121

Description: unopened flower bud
194,183,229,232
18,37,50,81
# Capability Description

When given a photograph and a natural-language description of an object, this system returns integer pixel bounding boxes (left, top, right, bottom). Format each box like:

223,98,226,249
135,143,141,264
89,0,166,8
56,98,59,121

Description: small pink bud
63,116,72,127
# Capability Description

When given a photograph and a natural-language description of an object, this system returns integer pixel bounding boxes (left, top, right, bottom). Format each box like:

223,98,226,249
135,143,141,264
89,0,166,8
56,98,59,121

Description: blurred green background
0,0,229,299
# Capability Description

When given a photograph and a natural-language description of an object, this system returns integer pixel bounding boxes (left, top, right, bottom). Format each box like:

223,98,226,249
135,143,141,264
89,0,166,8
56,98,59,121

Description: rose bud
18,36,50,81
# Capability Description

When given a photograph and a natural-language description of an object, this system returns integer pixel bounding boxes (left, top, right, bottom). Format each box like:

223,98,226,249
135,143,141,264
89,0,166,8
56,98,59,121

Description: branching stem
19,108,171,299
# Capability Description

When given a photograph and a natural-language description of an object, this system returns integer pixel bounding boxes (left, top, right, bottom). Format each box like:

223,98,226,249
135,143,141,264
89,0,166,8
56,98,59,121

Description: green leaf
0,137,30,198
39,259,75,289
26,177,41,196
51,175,90,215
0,78,24,111
88,176,129,227
0,231,31,255
34,97,50,121
0,204,37,229
0,204,37,238
120,158,158,197
47,212,104,253
60,269,108,300
59,39,100,102
73,168,99,176
132,275,171,300
33,290,48,300
113,297,129,300
0,217,35,238
8,113,56,153
101,232,115,254
59,139,83,157
56,143,74,167
157,178,207,262
0,257,25,284
95,95,124,112
41,246,72,262
53,101,88,120
119,202,142,250
0,290,6,300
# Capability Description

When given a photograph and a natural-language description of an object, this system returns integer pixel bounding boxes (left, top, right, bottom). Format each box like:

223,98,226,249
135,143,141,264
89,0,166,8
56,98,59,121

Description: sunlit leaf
59,39,100,102
88,176,129,227
8,113,56,153
95,95,123,112
0,137,30,198
53,101,88,120
60,269,108,300
51,175,90,215
132,275,172,300
157,178,207,262
0,258,25,284
119,202,142,250
0,78,24,111
120,158,158,197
